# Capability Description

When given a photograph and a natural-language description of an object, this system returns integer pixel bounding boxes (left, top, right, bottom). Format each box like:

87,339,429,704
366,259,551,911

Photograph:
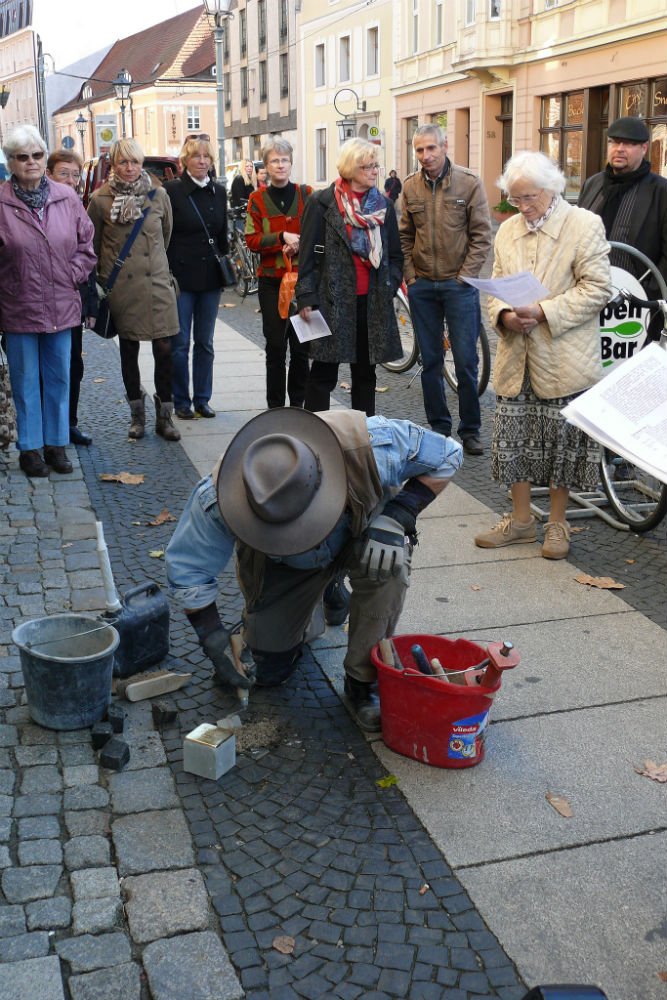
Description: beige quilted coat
488,199,612,398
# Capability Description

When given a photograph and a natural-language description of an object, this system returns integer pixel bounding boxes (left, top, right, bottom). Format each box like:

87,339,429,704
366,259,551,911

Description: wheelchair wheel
599,448,667,531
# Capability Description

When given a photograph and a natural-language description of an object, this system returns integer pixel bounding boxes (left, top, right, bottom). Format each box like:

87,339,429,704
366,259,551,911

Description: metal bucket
12,614,119,730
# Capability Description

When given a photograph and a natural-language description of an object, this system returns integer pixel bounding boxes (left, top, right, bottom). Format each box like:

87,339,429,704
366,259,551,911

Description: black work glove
359,514,407,582
202,628,255,690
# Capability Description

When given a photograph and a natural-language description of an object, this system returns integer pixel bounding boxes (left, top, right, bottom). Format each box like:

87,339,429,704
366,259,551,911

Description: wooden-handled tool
230,633,250,709
378,639,403,670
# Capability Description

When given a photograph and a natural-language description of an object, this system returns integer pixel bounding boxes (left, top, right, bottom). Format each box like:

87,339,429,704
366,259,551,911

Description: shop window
496,93,513,170
539,91,584,198
405,116,419,175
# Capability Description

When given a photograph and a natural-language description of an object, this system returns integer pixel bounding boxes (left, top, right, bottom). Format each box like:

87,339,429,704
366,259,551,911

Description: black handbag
94,190,157,339
188,194,237,288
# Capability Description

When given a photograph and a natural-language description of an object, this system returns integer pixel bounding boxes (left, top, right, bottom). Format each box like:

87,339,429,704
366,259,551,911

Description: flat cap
607,116,650,142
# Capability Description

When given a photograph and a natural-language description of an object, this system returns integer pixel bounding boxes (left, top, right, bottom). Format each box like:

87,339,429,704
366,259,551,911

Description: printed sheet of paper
462,271,550,308
562,342,667,484
290,310,332,343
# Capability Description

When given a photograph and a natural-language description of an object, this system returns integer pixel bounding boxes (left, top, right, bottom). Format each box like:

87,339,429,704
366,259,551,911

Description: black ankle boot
343,675,381,733
323,573,351,626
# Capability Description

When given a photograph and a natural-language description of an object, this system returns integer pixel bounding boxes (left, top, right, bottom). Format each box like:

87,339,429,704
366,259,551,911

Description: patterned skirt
491,374,600,492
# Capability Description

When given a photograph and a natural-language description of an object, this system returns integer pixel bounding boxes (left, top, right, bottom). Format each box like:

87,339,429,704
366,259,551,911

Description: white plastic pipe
95,521,122,613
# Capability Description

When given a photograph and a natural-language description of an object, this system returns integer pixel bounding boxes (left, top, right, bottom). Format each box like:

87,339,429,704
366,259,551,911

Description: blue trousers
4,330,71,451
172,289,221,409
407,278,481,439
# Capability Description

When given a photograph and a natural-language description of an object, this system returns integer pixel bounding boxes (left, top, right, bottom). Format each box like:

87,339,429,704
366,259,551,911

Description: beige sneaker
474,513,537,548
542,520,570,560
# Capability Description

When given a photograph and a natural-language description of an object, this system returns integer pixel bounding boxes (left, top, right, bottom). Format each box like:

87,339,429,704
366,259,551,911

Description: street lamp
202,0,233,185
112,68,132,139
0,85,9,147
75,113,87,159
334,88,366,144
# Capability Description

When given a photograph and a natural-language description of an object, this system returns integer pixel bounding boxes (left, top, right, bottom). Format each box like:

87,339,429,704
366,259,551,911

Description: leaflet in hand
561,342,667,484
462,272,550,307
290,310,333,343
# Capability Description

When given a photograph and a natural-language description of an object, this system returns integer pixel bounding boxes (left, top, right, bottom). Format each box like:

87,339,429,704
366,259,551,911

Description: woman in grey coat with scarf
296,138,403,416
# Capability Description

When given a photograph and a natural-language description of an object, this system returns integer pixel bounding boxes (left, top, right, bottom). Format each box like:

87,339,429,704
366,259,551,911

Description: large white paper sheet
290,310,333,343
462,271,550,307
562,342,667,484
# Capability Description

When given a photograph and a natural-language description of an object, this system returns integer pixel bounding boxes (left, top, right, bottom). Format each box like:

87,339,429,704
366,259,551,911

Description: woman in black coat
295,138,403,416
164,138,228,419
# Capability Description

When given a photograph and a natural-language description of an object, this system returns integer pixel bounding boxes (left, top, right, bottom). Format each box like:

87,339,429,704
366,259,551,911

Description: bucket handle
23,620,118,650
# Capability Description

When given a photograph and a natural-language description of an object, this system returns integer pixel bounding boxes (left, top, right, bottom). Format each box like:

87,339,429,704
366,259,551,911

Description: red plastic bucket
372,634,501,768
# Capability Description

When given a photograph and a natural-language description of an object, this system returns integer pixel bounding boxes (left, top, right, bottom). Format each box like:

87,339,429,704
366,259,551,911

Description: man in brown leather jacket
399,124,492,455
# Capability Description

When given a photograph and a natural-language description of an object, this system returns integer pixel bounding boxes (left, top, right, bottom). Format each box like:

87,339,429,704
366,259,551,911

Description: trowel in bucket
96,521,171,678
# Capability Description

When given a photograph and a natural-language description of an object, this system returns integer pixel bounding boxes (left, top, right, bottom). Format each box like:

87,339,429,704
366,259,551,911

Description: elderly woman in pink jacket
475,151,611,560
0,125,96,478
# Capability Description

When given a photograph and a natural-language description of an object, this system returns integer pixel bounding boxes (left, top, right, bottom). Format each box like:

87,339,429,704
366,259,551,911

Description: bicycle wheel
382,291,419,373
231,239,249,298
443,324,491,397
599,448,667,531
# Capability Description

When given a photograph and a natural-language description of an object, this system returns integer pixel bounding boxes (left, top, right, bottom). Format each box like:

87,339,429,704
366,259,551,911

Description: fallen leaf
148,549,165,559
625,558,635,564
93,378,106,383
376,775,398,787
100,472,146,485
376,386,390,393
633,758,667,783
63,542,72,548
658,971,667,982
147,508,176,526
546,792,573,818
339,382,351,391
471,585,482,591
569,525,588,533
223,302,236,308
273,935,295,955
419,884,430,895
254,308,261,313
574,573,625,590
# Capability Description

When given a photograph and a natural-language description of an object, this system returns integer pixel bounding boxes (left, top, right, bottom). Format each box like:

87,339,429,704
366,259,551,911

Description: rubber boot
153,394,181,441
127,393,146,439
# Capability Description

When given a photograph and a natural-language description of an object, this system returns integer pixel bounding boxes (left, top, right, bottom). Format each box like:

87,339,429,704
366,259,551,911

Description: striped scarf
334,177,385,269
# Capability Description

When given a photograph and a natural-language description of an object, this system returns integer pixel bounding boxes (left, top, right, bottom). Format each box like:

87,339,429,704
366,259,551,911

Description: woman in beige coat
87,138,180,441
475,151,611,559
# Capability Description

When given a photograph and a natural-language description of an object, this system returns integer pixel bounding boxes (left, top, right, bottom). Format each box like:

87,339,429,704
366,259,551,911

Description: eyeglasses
52,170,81,181
608,138,643,148
507,192,541,207
267,157,291,166
11,151,45,162
360,163,379,172
186,133,211,142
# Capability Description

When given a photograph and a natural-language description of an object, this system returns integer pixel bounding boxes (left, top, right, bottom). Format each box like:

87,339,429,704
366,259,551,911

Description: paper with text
290,310,333,343
462,271,550,308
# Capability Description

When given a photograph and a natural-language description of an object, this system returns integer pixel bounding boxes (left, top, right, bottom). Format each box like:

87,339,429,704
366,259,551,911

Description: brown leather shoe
43,446,73,475
19,449,50,477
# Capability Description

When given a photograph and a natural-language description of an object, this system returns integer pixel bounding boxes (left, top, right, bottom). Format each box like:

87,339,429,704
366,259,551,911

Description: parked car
80,153,181,207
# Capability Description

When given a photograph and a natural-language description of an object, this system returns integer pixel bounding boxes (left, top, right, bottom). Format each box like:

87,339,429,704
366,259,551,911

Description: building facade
393,0,666,208
0,0,46,144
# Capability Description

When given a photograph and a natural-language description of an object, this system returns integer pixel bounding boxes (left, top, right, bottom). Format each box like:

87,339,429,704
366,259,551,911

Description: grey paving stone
0,904,26,938
0,793,12,817
64,811,110,839
142,931,243,1000
63,765,99,788
18,839,63,866
112,810,194,876
67,961,141,1000
13,794,62,817
72,897,125,935
1,865,62,903
19,816,60,840
70,867,120,902
0,930,50,961
122,731,166,771
26,897,72,930
64,836,110,870
122,869,209,943
56,931,131,972
63,786,109,811
59,745,95,767
0,845,10,867
108,767,179,814
0,723,18,747
0,769,15,794
0,954,65,1000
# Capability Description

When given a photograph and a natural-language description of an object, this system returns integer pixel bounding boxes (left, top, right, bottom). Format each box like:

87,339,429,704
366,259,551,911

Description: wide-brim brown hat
217,407,348,556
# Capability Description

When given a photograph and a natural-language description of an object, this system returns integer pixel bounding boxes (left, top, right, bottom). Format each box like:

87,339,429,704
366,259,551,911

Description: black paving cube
106,703,125,733
99,739,130,770
152,699,177,727
91,721,113,750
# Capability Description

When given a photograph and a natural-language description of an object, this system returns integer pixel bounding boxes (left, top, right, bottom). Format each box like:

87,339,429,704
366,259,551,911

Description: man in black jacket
578,116,667,337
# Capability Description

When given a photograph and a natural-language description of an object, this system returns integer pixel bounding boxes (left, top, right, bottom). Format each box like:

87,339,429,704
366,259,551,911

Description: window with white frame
412,0,419,53
315,43,325,87
339,35,350,82
280,53,289,97
366,27,379,76
465,0,476,25
435,0,444,45
259,61,267,102
316,128,327,182
240,68,248,106
544,0,557,7
489,0,500,17
187,106,200,130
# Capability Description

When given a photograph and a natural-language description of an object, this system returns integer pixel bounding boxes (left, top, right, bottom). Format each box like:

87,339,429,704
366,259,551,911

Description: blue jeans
4,330,71,451
407,278,481,439
172,289,221,409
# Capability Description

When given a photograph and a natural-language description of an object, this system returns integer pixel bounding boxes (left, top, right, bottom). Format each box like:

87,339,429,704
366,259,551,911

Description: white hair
498,151,566,197
3,124,48,160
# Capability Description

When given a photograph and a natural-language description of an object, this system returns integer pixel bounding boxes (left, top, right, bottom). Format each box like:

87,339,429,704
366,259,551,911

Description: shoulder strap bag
94,190,157,339
188,194,237,287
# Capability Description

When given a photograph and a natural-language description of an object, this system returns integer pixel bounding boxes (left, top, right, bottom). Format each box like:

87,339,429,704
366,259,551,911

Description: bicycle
382,283,491,397
227,205,259,298
598,286,667,532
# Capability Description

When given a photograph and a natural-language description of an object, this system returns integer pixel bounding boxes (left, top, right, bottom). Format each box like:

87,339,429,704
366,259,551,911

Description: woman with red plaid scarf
296,138,403,416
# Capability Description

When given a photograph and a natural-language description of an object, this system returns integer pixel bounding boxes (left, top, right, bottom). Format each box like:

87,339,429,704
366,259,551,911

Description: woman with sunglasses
0,125,96,478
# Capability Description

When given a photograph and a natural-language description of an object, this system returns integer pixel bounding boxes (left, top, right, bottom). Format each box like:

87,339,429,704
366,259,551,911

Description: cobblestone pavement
223,293,667,630
0,332,527,1000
